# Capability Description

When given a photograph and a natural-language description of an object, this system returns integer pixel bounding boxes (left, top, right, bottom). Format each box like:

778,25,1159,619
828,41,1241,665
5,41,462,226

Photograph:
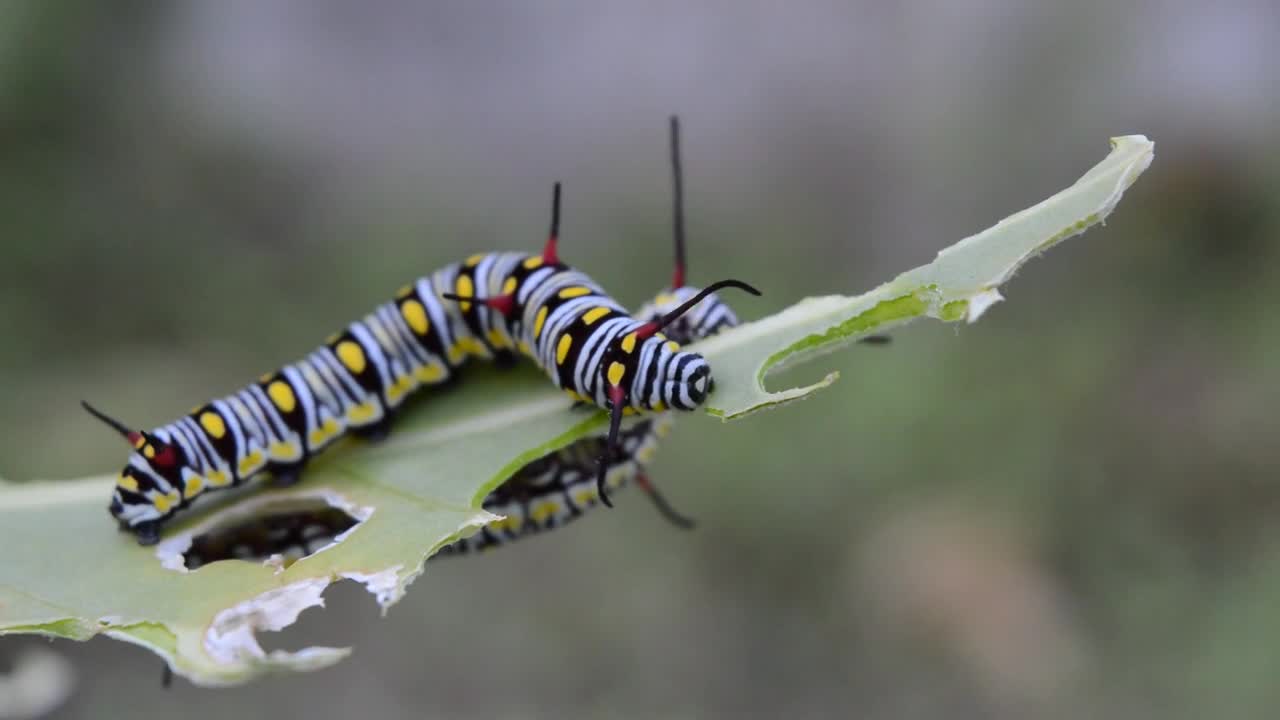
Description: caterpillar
84,119,760,547
435,287,737,556
437,118,741,555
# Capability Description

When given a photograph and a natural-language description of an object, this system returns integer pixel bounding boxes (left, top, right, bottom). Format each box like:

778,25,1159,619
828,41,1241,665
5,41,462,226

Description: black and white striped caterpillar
436,119,744,554
181,283,741,568
437,282,742,556
85,118,759,547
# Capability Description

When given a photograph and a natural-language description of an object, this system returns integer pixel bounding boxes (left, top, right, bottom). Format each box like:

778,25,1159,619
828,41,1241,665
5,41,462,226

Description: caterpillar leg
161,662,173,689
636,474,696,530
352,417,394,443
268,461,307,488
492,349,519,370
132,520,162,547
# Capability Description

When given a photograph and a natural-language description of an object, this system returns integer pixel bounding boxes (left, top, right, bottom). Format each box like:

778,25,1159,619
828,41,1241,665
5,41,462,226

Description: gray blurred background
2,1,1278,718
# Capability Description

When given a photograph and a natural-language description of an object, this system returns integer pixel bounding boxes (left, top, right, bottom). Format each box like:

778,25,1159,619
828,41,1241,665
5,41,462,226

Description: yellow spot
655,293,676,306
454,336,486,358
666,341,680,352
533,306,548,338
502,277,518,295
446,344,466,365
517,340,531,355
651,401,666,412
308,421,338,447
556,334,573,365
465,253,485,267
238,450,265,476
325,333,340,345
385,375,415,404
490,513,522,533
565,389,583,402
207,469,231,487
183,476,205,499
574,488,598,506
117,474,138,493
581,306,610,325
258,372,273,383
336,340,367,374
522,256,544,269
143,444,156,459
487,328,511,349
637,444,657,464
607,361,626,387
153,491,179,513
401,299,429,335
531,501,559,524
132,435,146,450
454,274,474,311
415,364,446,383
347,401,379,424
559,286,591,299
623,407,637,416
269,440,302,462
621,333,637,353
199,411,227,439
395,284,413,299
267,380,297,413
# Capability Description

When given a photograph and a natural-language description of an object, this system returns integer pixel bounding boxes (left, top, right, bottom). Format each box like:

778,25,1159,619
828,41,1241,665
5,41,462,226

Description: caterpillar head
83,401,187,545
601,279,756,413
597,326,713,413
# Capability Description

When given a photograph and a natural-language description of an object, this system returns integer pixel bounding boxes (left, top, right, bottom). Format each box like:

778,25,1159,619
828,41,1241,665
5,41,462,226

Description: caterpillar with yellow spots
436,281,743,556
85,117,760,547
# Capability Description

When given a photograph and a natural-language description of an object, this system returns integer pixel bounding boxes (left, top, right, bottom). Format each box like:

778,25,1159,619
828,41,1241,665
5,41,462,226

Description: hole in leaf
257,579,372,655
180,499,361,571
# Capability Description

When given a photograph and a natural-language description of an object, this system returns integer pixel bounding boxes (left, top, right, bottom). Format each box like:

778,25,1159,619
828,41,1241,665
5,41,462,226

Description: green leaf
0,135,1153,685
699,135,1155,418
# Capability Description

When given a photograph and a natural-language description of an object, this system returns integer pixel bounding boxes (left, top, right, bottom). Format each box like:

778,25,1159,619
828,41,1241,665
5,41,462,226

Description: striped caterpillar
179,285,739,568
438,117,740,552
85,118,759,547
435,284,738,556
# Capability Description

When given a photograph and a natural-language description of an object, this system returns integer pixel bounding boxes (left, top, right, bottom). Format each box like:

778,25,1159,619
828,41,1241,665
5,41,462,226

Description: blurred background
1,1,1278,718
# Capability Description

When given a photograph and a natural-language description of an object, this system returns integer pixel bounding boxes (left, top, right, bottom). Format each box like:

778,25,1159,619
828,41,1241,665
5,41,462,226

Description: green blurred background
2,2,1278,718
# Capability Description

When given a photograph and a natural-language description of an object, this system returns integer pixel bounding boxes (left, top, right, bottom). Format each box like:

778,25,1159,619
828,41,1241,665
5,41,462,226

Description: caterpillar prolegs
85,118,760,547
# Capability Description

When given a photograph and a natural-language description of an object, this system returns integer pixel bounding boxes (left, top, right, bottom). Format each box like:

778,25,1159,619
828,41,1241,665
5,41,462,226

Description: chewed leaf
697,135,1154,419
0,135,1152,685
0,370,603,686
